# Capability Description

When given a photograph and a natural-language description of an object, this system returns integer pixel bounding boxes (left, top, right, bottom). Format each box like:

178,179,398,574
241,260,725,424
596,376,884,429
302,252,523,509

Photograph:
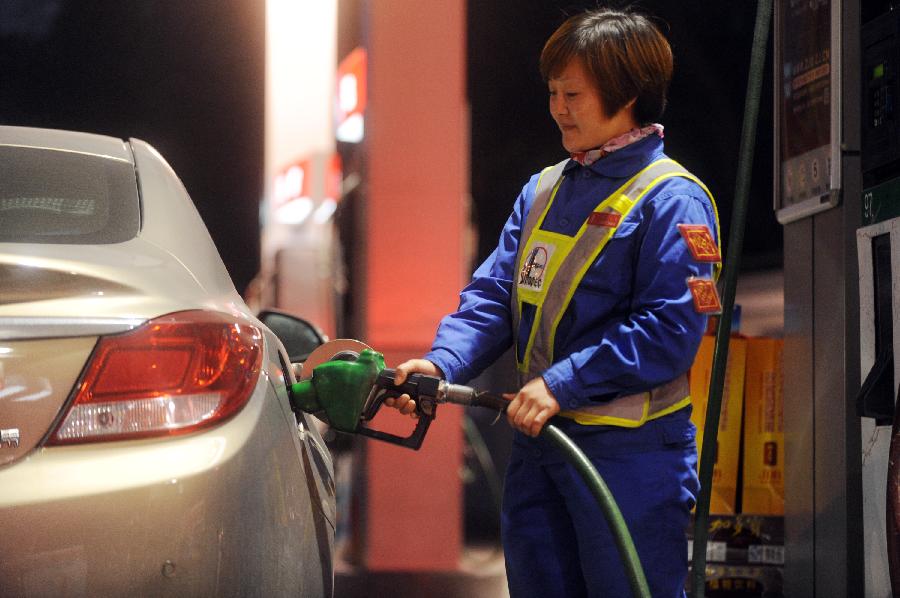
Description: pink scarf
570,123,665,167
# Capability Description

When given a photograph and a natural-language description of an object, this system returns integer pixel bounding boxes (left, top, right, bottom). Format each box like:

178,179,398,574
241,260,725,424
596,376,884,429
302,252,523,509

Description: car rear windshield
0,145,140,244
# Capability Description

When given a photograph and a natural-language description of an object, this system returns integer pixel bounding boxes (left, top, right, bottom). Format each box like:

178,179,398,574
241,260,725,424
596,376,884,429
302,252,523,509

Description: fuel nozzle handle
359,371,511,451
373,369,442,406
355,368,445,450
364,369,442,421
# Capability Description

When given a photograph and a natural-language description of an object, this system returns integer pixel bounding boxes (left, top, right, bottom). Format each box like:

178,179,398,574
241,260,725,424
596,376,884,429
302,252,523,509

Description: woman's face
548,59,637,153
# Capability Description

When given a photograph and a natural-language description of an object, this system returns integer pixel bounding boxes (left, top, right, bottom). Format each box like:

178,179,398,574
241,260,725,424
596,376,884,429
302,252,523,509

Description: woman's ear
615,97,639,125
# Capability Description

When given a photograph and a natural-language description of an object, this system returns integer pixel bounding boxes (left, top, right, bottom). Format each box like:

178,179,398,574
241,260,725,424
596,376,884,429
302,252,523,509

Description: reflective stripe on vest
511,157,720,427
558,373,691,427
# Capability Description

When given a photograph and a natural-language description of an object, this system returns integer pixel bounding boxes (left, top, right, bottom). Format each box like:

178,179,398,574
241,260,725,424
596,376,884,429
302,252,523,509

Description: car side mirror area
257,309,327,364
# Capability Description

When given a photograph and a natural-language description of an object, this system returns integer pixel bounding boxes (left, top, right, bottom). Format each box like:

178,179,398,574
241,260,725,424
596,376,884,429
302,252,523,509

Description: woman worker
388,7,720,597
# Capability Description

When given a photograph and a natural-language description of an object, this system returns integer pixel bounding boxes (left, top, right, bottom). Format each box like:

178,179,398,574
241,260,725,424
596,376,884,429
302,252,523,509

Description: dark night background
0,0,265,294
0,0,779,295
467,1,778,270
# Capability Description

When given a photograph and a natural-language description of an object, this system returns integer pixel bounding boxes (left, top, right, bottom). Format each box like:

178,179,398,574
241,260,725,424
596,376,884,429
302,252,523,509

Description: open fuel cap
298,339,373,381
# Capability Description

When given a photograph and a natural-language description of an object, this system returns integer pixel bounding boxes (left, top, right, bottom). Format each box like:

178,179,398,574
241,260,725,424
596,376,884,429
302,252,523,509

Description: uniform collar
562,134,665,179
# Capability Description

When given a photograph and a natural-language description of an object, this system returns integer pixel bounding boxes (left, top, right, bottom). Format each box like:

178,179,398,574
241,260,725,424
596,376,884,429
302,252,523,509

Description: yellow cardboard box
741,338,784,515
689,335,747,514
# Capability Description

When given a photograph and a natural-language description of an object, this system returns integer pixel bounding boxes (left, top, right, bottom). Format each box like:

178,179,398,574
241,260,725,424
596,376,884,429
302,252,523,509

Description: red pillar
362,0,468,570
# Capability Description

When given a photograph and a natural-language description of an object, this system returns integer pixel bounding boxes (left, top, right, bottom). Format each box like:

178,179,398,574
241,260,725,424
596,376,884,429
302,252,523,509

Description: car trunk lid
0,336,100,467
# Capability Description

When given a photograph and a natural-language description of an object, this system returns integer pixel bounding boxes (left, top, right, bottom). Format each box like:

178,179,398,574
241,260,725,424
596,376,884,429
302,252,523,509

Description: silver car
0,126,335,596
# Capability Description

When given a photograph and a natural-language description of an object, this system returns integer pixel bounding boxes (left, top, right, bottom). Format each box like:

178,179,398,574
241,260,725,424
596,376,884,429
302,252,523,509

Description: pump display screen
777,0,833,211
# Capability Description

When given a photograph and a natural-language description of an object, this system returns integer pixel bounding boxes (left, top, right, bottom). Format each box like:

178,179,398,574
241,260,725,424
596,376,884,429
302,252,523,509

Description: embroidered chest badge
518,241,555,291
677,224,721,262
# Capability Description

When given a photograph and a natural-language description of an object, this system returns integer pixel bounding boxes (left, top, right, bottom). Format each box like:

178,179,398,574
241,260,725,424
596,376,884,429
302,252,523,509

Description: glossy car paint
0,126,335,596
0,336,98,467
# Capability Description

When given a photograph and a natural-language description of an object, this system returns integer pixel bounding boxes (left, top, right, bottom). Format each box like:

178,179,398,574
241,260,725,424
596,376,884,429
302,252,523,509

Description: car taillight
48,310,263,445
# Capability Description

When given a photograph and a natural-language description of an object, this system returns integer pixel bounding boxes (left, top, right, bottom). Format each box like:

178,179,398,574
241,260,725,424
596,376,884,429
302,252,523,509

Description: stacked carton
741,338,785,515
687,335,785,596
689,335,747,514
689,335,784,516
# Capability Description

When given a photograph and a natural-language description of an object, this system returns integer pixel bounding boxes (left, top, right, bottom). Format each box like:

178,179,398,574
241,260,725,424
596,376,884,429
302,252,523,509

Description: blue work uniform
424,134,716,597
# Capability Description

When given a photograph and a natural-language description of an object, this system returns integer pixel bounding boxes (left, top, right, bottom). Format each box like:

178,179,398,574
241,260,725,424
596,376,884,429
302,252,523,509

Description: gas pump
857,4,900,596
857,215,899,597
775,0,867,594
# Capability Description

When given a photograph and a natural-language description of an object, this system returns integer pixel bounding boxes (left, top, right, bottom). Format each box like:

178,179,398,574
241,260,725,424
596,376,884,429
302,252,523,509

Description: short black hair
540,8,673,124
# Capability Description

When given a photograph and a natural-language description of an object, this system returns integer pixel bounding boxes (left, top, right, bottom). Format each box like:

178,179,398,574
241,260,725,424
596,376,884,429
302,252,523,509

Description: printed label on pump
687,540,728,562
748,544,785,565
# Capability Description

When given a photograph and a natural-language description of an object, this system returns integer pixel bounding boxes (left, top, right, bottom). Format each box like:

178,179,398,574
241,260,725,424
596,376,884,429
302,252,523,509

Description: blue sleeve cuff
542,358,581,410
423,348,463,384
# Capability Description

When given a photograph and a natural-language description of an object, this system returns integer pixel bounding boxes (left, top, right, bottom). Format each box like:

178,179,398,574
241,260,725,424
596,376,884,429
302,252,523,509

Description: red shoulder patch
677,224,721,262
687,277,722,314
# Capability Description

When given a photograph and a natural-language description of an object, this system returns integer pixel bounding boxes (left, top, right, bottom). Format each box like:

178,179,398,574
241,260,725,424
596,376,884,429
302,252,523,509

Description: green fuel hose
465,391,651,598
541,424,652,598
689,2,772,597
462,413,643,588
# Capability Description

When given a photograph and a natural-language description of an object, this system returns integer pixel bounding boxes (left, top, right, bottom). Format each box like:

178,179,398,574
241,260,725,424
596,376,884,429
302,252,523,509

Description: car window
0,146,140,244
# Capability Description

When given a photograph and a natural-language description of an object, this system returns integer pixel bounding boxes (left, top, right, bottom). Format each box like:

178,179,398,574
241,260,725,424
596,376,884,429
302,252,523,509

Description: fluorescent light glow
0,385,27,399
12,257,42,268
336,113,364,143
266,0,337,158
276,197,314,225
11,389,52,403
274,173,286,203
314,199,338,223
339,73,358,113
286,165,304,198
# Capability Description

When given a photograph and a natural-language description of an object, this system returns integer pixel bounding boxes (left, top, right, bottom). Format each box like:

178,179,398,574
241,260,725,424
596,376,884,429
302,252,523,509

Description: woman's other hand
505,377,560,437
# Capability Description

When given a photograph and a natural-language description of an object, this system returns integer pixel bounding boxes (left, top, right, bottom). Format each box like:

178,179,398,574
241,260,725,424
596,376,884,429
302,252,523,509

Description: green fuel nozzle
289,343,512,450
289,348,440,450
291,348,387,434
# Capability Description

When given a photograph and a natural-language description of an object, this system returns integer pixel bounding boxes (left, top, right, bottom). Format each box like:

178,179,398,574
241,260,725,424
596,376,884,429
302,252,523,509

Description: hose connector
438,382,477,406
436,382,510,413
